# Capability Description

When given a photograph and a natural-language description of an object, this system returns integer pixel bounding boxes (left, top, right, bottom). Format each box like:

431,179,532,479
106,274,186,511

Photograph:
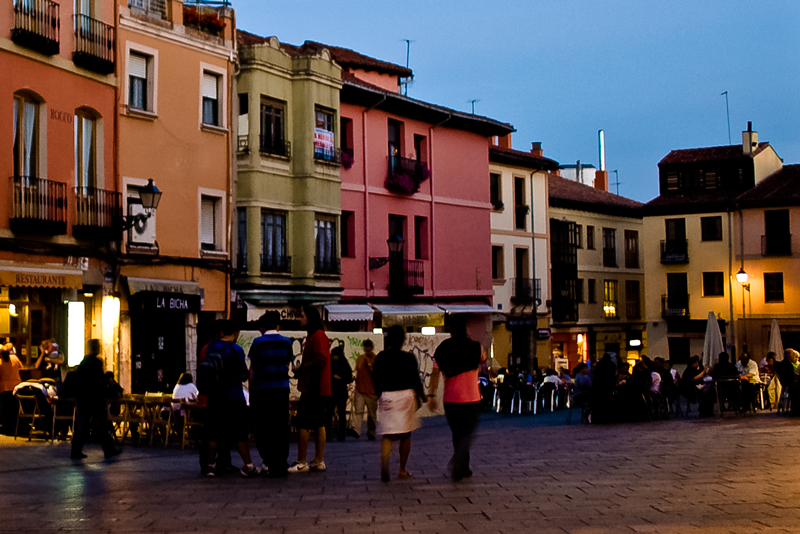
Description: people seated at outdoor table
172,373,199,412
761,352,780,409
776,349,800,415
680,356,706,408
591,353,617,423
703,352,740,416
736,352,761,412
34,340,64,382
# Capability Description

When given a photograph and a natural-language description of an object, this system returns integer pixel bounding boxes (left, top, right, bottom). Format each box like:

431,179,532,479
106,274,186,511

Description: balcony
73,187,122,240
314,256,340,275
762,234,792,256
259,136,290,158
314,147,341,165
389,259,424,296
661,294,690,318
9,176,67,235
603,247,617,267
660,240,688,263
11,0,60,56
128,0,168,20
261,255,291,274
182,2,227,40
385,156,430,195
512,278,541,305
72,15,115,75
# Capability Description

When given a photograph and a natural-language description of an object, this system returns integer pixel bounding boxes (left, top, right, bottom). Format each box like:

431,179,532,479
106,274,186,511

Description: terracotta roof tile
659,142,770,165
737,164,800,206
548,174,642,216
489,146,559,171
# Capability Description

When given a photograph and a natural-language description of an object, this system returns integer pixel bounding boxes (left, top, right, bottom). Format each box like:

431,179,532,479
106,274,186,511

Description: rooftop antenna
468,99,480,114
611,170,620,195
721,91,731,145
399,39,415,96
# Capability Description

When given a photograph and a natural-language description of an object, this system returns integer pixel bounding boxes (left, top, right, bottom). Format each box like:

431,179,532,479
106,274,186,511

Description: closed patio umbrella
769,319,784,361
702,311,724,369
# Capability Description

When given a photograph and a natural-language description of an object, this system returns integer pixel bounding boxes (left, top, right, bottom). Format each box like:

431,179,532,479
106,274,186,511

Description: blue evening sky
232,0,800,202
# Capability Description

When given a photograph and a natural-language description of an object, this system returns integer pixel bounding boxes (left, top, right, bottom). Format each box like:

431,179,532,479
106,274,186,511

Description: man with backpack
197,320,258,477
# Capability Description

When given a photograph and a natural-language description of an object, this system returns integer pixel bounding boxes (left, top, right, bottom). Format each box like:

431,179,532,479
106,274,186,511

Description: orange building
1,0,119,372
115,0,236,393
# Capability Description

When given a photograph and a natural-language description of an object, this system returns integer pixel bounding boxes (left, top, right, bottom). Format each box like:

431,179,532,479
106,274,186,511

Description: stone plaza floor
1,410,800,533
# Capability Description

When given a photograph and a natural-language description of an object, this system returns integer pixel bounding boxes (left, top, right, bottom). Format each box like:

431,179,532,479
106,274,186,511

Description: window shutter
129,54,147,79
202,73,218,99
201,197,216,245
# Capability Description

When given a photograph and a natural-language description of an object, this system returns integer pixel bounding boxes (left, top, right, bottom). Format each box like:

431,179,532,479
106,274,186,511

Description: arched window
12,93,40,178
74,108,98,189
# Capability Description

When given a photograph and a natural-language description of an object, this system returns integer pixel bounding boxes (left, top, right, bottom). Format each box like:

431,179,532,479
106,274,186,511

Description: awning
325,305,374,322
437,304,497,314
127,277,200,295
0,264,82,289
373,305,444,327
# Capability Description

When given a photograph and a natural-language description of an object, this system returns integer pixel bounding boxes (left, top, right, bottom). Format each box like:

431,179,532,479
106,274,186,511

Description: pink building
318,44,513,341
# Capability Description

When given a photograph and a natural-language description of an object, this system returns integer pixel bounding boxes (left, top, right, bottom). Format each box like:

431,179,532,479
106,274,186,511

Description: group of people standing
196,308,486,483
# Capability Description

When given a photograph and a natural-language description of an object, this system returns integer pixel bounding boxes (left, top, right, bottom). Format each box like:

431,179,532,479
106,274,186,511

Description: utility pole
721,91,731,145
468,99,480,114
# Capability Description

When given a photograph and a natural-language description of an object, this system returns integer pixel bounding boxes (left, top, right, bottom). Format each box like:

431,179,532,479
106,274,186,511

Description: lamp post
119,179,163,231
736,267,750,352
387,234,404,297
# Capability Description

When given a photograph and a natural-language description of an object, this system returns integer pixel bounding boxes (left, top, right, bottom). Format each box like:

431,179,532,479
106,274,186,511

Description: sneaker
240,465,261,478
309,461,326,472
288,461,309,473
204,470,216,478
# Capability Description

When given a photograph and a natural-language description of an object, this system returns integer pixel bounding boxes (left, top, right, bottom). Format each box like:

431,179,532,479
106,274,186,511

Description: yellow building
488,140,559,371
643,124,783,363
548,172,645,371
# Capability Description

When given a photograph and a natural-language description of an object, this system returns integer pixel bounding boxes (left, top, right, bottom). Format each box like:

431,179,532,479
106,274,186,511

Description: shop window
764,273,784,303
702,272,724,297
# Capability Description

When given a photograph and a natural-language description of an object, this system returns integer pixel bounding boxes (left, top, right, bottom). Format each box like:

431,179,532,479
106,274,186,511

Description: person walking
195,320,231,475
428,317,485,482
198,321,258,477
0,347,23,435
372,325,426,482
328,346,353,442
248,311,294,478
70,339,121,460
288,306,330,473
348,339,378,441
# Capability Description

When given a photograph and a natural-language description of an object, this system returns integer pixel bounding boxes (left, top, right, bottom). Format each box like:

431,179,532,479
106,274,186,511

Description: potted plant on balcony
183,6,226,36
341,149,354,170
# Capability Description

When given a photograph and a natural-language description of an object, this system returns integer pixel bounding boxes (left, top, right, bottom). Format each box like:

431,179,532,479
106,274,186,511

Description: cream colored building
548,173,645,371
643,124,784,363
488,141,559,370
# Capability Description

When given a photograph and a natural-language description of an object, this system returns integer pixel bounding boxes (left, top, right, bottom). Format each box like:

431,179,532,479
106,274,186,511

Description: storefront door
130,311,186,394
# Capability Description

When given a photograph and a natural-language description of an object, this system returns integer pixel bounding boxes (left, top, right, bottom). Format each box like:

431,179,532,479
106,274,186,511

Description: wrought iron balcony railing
389,259,424,296
660,240,688,263
261,254,291,274
314,256,340,275
385,156,430,195
314,147,341,165
73,14,115,74
661,294,690,318
73,187,122,239
512,277,541,304
12,0,60,56
9,176,67,235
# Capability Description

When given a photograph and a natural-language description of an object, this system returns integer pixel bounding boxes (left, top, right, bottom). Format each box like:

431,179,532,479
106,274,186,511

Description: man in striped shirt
248,311,294,477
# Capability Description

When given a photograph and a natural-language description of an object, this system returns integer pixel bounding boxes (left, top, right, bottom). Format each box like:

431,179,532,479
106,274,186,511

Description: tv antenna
611,170,621,195
721,91,731,145
399,39,415,96
468,99,480,114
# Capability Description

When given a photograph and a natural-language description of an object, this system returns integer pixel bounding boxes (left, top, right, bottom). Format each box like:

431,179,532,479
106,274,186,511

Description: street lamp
736,267,750,352
735,267,749,286
387,234,404,254
119,179,163,231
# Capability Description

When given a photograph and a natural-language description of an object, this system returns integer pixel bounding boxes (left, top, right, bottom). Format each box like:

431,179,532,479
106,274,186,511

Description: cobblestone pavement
1,411,800,533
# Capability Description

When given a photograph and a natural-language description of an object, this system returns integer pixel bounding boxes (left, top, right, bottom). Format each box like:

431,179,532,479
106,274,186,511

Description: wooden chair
119,395,148,444
15,394,48,441
181,403,204,450
51,397,76,443
107,399,126,441
148,395,175,447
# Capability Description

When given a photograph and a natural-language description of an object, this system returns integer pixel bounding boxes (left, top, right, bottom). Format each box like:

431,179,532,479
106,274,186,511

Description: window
341,117,353,162
340,211,355,258
202,72,220,126
514,177,526,230
314,107,335,161
128,52,149,111
388,214,405,244
414,134,426,162
261,210,287,272
12,94,39,177
586,225,595,249
577,279,584,303
74,111,96,189
414,216,428,260
702,272,724,297
603,280,618,318
764,210,791,256
764,273,784,303
624,230,639,268
491,246,503,280
602,228,617,267
200,195,220,251
574,225,583,249
388,119,402,161
260,98,286,156
665,218,686,242
514,248,528,280
76,0,93,15
626,280,641,318
237,208,247,268
315,216,337,273
666,273,688,311
489,173,502,210
588,279,596,303
701,216,723,241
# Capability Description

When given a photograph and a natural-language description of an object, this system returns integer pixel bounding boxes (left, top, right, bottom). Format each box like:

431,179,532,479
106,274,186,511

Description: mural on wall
237,331,450,416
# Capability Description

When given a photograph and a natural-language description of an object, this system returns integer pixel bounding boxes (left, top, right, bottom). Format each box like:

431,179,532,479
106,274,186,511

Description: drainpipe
428,112,451,300
227,52,238,319
362,95,386,300
530,171,538,373
727,209,735,359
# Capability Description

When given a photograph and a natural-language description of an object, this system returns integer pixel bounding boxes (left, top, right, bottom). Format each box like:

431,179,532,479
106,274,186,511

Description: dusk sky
233,0,800,202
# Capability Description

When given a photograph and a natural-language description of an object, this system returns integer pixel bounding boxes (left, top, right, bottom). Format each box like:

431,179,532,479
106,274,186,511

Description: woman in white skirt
372,325,427,482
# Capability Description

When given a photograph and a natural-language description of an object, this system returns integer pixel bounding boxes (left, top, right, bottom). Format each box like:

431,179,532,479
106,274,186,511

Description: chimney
530,142,543,157
742,121,758,157
497,133,512,149
594,170,608,192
